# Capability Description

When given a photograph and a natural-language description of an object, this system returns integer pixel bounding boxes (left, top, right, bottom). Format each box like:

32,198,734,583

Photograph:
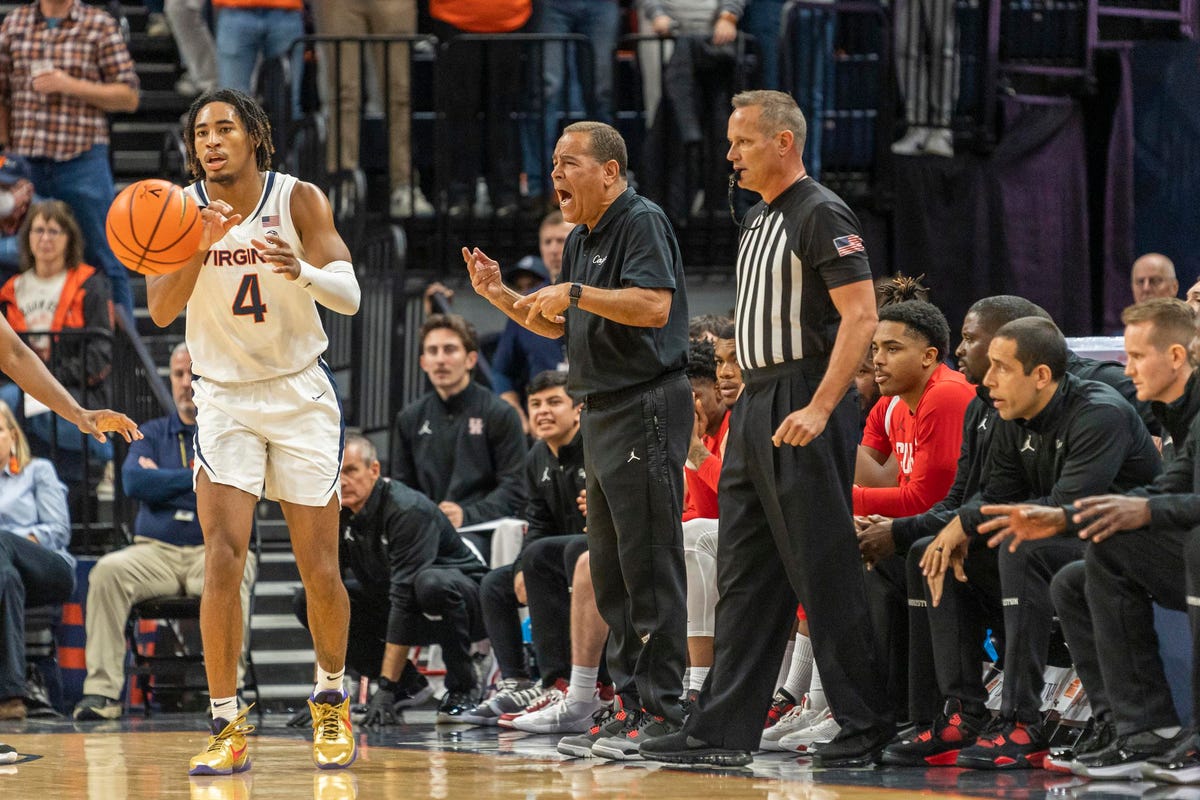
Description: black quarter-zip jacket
340,478,487,645
390,381,528,526
957,373,1162,536
516,430,588,572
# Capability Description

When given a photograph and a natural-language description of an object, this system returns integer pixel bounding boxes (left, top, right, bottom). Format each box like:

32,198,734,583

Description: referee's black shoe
639,730,753,767
810,724,893,768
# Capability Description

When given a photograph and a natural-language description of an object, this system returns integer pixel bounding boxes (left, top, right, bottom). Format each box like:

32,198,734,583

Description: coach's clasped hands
462,247,569,325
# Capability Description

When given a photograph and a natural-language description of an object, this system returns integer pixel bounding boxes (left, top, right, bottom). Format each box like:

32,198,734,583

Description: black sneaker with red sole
955,719,1049,770
882,700,989,767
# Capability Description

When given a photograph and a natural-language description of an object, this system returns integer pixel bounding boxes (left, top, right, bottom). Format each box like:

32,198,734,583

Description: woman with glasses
0,200,114,464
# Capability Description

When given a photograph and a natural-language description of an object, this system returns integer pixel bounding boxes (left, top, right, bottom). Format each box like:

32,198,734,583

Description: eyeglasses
30,227,65,239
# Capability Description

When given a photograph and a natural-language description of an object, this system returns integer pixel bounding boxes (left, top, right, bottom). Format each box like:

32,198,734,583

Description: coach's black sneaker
592,709,682,761
640,730,753,767
1142,729,1200,784
556,699,630,758
810,724,892,768
436,690,478,723
681,689,700,722
1074,729,1188,780
955,718,1049,770
1045,717,1116,773
882,699,989,767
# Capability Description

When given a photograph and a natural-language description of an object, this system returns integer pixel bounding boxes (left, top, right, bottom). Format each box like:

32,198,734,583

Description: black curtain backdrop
891,98,1090,333
1132,42,1200,290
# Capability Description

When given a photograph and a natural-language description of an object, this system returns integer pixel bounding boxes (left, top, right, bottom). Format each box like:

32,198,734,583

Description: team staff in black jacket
462,370,589,726
915,318,1160,771
980,299,1200,780
390,314,528,561
294,434,488,726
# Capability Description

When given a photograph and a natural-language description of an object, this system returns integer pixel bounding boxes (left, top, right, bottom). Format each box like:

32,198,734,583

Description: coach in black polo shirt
463,121,691,757
644,90,892,768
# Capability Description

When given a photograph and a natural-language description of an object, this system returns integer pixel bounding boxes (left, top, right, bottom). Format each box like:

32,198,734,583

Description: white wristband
296,259,360,315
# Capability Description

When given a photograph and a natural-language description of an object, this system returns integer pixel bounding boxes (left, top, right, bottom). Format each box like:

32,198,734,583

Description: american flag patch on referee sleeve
833,234,865,257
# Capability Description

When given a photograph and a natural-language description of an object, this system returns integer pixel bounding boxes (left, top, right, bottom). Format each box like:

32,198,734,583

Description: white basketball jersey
183,172,329,383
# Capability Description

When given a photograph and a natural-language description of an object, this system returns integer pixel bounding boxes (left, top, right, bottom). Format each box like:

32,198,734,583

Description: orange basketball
105,179,203,276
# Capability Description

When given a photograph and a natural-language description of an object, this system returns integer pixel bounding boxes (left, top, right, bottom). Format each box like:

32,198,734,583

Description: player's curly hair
687,339,717,384
878,300,952,361
182,88,275,180
876,273,931,307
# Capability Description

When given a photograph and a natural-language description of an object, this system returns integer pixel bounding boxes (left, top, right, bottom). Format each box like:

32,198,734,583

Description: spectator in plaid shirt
0,0,139,317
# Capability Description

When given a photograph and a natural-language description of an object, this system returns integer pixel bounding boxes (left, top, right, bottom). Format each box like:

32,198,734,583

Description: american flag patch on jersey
261,214,281,228
833,234,865,257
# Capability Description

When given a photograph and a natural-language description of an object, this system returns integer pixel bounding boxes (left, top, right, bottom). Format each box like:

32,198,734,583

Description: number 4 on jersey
232,273,268,322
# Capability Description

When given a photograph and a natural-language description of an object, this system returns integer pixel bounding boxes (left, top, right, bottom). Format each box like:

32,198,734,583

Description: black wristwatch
377,675,400,693
569,282,583,307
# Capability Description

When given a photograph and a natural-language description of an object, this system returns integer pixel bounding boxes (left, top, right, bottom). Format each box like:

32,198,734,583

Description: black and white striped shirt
735,178,872,370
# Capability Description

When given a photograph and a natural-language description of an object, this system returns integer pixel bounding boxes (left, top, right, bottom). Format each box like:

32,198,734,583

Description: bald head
1131,253,1178,304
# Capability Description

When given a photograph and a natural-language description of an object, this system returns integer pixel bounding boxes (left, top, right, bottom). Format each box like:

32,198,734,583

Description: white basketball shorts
192,359,344,506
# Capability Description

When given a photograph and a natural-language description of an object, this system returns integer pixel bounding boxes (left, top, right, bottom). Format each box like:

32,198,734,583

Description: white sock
776,638,796,689
1156,726,1183,738
315,665,345,696
566,665,599,707
689,667,709,692
682,667,691,693
782,634,814,701
210,696,238,723
807,663,828,714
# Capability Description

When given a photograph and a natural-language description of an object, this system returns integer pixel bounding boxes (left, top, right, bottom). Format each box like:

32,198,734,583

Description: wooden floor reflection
0,715,1186,800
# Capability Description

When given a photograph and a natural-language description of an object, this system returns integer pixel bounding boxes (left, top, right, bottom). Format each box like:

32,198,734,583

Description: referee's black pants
581,373,691,723
686,360,891,751
1085,525,1200,735
909,534,1001,715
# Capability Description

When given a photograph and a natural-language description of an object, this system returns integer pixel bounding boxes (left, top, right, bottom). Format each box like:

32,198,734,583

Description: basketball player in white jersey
146,89,361,776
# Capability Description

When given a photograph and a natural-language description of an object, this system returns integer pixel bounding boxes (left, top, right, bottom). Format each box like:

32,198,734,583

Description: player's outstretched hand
198,199,242,252
77,409,141,443
360,685,400,728
252,233,300,280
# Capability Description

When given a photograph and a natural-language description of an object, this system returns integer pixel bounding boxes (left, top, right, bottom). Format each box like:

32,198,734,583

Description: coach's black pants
1085,525,1200,734
581,373,691,723
1050,559,1112,723
481,563,527,680
909,534,1001,715
294,569,484,694
867,552,939,724
686,360,891,751
996,535,1084,722
522,534,591,687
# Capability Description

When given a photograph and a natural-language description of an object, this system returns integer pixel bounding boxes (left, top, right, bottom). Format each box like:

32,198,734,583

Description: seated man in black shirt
294,434,489,723
390,314,528,563
460,371,590,726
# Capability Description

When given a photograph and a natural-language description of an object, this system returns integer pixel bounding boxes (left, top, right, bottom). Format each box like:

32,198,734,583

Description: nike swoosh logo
312,391,327,401
230,744,247,761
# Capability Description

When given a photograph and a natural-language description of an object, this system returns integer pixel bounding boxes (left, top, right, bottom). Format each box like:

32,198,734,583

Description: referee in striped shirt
643,90,893,767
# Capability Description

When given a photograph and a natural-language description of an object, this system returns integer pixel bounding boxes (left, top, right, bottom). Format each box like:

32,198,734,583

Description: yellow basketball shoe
189,706,255,776
310,691,357,769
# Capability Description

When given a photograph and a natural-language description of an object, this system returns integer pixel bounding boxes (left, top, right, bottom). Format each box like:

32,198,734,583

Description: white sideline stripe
252,649,316,664
250,614,304,629
255,582,303,597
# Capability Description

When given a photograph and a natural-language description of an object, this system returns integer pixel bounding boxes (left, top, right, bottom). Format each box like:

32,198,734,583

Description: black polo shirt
561,187,689,399
735,177,872,370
